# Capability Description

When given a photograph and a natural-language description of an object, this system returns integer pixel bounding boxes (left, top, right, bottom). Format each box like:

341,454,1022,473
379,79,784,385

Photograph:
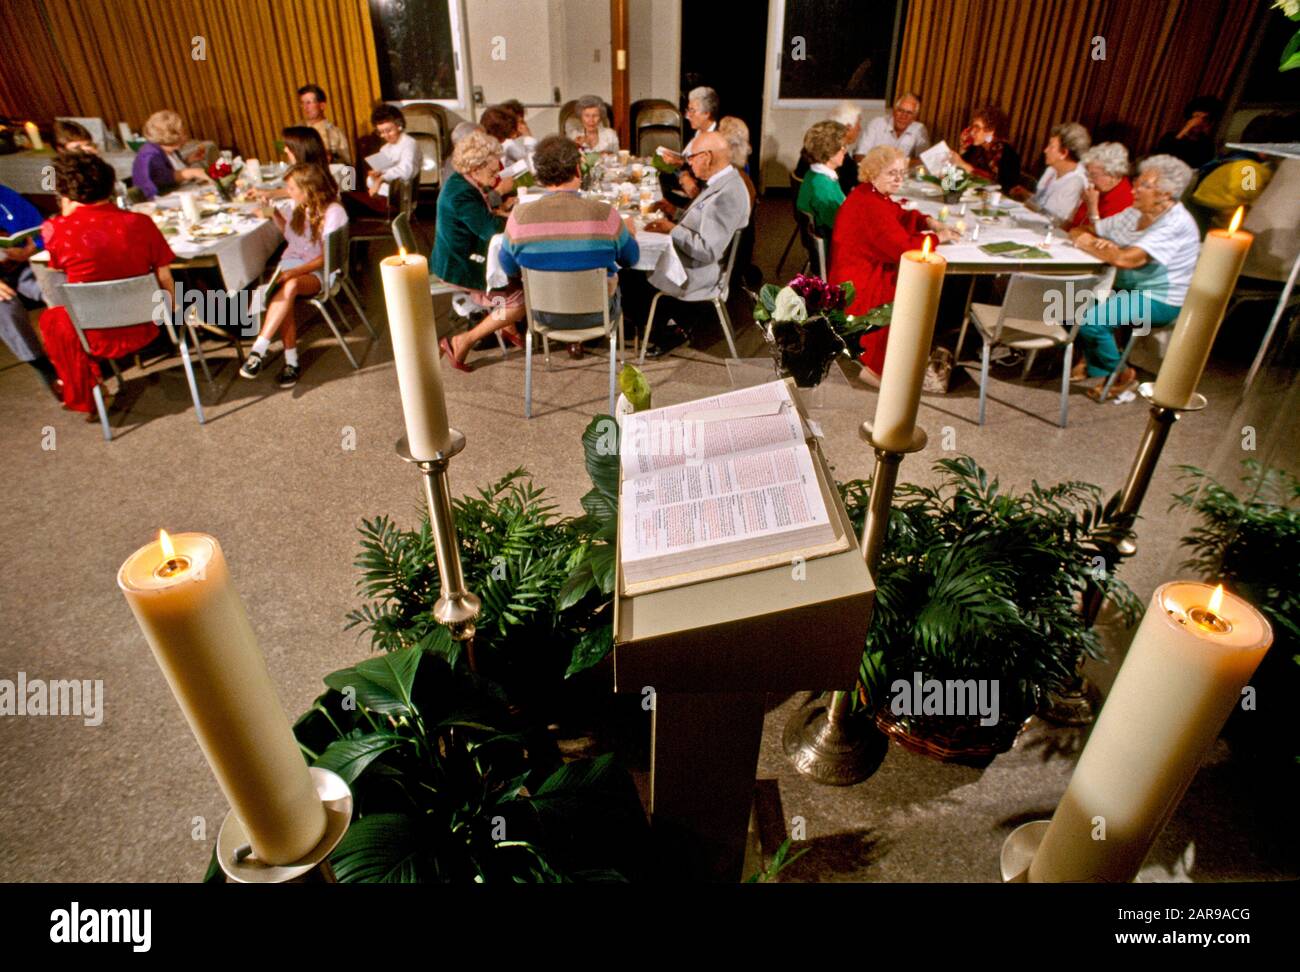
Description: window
772,0,907,106
369,0,469,107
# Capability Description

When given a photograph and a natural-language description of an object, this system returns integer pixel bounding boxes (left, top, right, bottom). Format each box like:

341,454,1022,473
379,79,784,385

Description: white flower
774,286,807,322
1275,0,1300,18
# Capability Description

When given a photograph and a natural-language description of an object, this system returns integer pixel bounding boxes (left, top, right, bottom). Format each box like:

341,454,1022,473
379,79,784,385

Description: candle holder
216,767,353,883
999,819,1050,882
1081,382,1208,626
396,430,483,651
783,422,927,785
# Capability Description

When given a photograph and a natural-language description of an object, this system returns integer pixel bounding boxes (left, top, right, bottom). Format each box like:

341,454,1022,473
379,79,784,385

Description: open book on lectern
618,379,850,596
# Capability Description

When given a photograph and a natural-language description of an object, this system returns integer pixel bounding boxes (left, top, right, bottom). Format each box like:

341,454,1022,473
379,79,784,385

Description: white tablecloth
0,149,136,195
148,193,283,290
897,190,1102,274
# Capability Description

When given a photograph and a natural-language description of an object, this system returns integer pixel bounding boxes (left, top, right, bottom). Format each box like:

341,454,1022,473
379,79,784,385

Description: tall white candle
25,121,44,151
118,531,327,865
380,249,453,459
871,239,946,451
1028,581,1271,883
180,191,201,224
1152,208,1252,409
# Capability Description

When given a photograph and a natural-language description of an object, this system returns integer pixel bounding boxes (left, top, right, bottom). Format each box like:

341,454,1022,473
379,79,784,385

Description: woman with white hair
568,95,619,153
1013,121,1091,224
1066,141,1133,231
1068,154,1202,400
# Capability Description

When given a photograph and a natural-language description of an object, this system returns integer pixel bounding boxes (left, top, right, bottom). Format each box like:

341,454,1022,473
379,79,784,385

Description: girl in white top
239,164,348,388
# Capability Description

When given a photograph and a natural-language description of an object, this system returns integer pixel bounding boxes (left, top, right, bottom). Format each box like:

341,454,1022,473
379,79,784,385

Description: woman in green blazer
796,120,849,276
431,130,526,370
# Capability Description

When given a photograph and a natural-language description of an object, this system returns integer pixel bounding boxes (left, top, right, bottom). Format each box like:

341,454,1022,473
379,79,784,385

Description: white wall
757,0,888,190
558,0,613,103
628,0,681,104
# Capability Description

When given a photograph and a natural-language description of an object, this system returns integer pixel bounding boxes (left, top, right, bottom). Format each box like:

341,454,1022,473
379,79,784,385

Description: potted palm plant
841,457,1142,764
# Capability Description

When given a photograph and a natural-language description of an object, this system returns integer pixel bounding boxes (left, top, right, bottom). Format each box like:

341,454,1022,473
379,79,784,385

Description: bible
618,379,848,595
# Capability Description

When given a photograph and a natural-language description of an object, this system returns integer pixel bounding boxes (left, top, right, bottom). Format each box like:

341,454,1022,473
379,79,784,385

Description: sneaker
239,351,266,379
276,363,301,388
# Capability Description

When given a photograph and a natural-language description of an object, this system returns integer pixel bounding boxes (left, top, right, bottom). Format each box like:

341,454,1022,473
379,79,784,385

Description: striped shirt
498,190,639,279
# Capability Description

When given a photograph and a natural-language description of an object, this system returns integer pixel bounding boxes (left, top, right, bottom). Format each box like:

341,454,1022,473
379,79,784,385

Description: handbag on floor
922,346,954,394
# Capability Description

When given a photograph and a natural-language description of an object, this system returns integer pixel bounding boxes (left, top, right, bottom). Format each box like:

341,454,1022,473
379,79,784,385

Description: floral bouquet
751,274,870,387
579,152,603,191
939,164,974,203
206,159,241,200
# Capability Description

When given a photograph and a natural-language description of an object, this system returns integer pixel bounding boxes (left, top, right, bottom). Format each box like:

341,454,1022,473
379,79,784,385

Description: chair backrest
635,106,681,131
401,172,421,216
62,274,169,353
321,223,349,291
392,210,419,255
997,271,1112,340
636,126,682,158
521,267,611,328
716,229,744,302
793,209,826,277
410,132,441,187
558,100,579,138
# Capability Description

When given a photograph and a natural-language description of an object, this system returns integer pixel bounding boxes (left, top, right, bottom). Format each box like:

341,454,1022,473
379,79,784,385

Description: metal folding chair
521,267,620,418
638,229,743,363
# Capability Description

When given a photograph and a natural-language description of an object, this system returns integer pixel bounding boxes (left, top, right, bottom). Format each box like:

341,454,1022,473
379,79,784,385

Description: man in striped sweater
498,135,639,357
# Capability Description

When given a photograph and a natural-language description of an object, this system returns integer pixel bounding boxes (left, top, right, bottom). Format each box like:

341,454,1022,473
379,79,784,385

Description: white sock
284,347,299,367
251,337,271,357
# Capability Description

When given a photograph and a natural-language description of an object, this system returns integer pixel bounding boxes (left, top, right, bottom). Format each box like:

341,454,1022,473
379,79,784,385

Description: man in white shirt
856,93,930,164
1015,122,1090,225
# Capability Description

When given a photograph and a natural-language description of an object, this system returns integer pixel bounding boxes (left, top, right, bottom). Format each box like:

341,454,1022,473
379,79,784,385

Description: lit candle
1027,582,1271,883
118,531,327,865
24,121,44,151
937,205,949,222
1152,207,1252,409
380,247,452,458
871,237,946,451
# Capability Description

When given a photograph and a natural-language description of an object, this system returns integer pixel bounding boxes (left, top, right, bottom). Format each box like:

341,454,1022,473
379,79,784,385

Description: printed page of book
619,441,832,578
620,380,802,479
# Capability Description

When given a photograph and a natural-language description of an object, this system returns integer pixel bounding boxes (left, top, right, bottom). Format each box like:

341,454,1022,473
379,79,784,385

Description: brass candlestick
783,423,927,785
397,431,482,656
216,767,353,883
1080,383,1208,626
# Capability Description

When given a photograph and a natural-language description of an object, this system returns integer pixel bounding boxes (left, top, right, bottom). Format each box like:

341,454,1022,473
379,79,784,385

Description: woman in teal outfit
431,130,527,370
796,121,848,273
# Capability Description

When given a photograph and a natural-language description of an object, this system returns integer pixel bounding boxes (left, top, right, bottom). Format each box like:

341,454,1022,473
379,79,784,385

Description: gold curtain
1,0,381,161
895,0,1265,178
0,0,81,125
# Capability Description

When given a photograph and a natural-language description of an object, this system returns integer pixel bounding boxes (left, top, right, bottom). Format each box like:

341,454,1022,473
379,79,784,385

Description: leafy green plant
1171,460,1300,646
285,645,648,882
840,456,1142,725
745,838,811,883
347,422,622,689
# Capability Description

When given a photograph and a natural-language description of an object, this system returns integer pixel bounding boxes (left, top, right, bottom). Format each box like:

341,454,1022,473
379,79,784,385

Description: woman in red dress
40,153,176,417
829,146,957,383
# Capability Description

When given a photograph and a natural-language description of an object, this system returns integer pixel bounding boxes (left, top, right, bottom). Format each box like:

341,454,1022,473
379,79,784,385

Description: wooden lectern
614,382,874,881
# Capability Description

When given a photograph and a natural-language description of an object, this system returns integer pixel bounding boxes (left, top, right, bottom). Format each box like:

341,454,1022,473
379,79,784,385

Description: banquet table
137,191,283,291
0,148,136,195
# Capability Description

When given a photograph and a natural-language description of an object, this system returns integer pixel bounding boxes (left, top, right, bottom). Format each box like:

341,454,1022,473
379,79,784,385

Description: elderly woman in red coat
40,152,175,417
829,145,958,383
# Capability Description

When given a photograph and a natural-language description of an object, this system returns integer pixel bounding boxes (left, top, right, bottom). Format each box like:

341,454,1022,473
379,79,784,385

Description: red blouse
829,182,938,316
42,201,175,283
1065,176,1134,231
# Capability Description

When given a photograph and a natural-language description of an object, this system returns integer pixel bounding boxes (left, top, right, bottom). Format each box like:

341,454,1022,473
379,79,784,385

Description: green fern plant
839,456,1142,724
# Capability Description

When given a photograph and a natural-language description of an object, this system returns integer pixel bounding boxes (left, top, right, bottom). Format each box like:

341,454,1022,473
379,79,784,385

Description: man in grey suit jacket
635,131,751,357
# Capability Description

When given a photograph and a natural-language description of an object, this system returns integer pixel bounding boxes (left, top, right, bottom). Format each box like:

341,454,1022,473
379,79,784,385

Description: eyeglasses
894,106,918,116
683,149,712,161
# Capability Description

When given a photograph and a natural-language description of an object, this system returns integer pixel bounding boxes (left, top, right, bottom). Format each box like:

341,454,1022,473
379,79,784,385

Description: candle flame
922,237,933,258
1208,584,1224,615
1228,207,1244,235
398,245,408,262
159,529,175,559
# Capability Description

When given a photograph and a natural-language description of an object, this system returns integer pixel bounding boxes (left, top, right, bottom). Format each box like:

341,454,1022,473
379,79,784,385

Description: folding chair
61,274,207,441
962,270,1112,428
638,229,743,363
521,267,621,418
303,224,374,369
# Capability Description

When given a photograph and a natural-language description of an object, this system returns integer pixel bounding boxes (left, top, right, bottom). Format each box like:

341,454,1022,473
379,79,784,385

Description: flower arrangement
751,274,870,387
1277,0,1300,72
207,159,241,200
579,151,603,191
939,164,973,202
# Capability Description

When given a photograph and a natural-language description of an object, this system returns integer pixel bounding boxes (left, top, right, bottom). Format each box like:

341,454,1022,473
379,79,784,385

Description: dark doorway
679,0,769,171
